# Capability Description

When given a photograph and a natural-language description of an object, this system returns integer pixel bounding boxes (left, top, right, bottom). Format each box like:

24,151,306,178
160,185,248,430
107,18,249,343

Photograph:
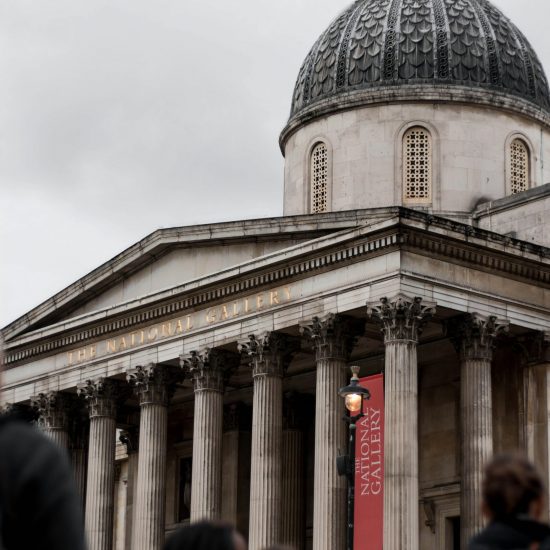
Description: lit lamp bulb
345,392,363,413
339,365,369,415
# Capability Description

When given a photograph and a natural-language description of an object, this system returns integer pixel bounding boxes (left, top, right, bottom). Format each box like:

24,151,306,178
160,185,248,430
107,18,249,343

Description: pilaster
238,332,298,550
368,295,435,550
449,313,509,549
300,314,362,550
518,331,550,519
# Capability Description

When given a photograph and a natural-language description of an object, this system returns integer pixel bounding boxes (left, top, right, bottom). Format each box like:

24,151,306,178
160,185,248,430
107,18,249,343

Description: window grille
311,143,328,213
403,127,432,203
510,139,529,194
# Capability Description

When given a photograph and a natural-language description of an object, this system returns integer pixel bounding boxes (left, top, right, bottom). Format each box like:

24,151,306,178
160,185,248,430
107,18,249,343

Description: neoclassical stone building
2,1,550,550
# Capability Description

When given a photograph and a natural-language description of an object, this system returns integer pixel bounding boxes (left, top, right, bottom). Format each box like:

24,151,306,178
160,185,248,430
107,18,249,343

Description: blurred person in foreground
163,521,246,550
469,453,550,549
0,347,86,550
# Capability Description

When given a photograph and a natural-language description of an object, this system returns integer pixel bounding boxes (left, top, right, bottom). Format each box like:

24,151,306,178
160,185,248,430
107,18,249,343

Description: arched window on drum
509,138,530,194
403,127,432,205
310,142,329,213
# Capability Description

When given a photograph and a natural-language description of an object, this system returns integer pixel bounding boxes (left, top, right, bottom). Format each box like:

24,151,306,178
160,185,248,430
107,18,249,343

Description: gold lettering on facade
67,284,294,366
206,309,217,324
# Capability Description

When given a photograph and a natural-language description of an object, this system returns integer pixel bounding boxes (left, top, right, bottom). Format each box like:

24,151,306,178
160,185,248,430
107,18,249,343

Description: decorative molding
119,426,140,455
126,363,180,406
447,313,510,361
238,332,299,378
4,210,549,367
77,378,122,419
30,391,73,430
300,313,363,361
516,331,550,365
180,349,239,393
367,295,436,343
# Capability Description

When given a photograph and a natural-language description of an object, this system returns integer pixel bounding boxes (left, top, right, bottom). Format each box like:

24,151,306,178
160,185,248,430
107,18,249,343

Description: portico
2,209,549,550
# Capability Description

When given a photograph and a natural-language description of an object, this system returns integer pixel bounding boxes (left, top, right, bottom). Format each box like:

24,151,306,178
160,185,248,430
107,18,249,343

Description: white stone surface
284,103,550,216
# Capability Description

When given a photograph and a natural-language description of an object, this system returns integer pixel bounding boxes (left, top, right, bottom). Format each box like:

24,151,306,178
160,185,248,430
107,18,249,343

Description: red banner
354,373,384,550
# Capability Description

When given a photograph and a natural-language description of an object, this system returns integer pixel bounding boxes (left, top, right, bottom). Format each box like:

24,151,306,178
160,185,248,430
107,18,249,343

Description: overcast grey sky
1,0,549,328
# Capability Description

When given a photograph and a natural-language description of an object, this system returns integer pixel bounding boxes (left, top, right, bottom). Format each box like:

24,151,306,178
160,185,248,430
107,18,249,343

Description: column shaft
191,389,224,520
249,373,283,550
461,357,493,545
85,415,117,550
282,428,304,550
221,430,240,524
313,357,347,550
133,403,168,550
384,340,419,550
73,447,88,511
125,452,139,550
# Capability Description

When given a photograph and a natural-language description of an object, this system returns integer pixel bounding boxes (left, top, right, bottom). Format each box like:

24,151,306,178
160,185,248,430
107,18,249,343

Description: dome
288,0,550,125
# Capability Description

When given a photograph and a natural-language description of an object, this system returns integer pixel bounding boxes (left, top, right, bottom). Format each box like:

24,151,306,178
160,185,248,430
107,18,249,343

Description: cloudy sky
1,0,549,328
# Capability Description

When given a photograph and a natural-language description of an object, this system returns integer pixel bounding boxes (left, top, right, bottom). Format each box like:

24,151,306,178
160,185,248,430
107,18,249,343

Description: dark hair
483,454,544,519
163,521,237,550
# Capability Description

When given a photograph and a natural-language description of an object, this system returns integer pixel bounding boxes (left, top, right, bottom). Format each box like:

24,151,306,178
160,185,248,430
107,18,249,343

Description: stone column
127,364,179,550
181,349,238,522
239,333,297,550
519,332,550,518
78,378,121,550
451,313,509,549
281,393,305,550
71,412,90,512
31,391,71,450
300,314,360,550
120,427,139,550
221,403,250,528
368,295,435,550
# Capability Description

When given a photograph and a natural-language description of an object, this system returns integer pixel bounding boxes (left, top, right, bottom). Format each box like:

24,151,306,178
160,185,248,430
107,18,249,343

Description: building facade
2,1,550,550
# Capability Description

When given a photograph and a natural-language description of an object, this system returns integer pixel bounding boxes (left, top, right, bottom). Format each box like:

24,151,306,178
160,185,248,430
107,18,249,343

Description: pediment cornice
3,209,549,368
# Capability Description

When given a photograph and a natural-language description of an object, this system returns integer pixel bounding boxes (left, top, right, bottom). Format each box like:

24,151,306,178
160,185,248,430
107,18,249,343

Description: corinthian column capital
449,313,509,361
127,363,180,406
238,332,299,378
77,378,122,419
367,294,436,343
30,391,73,430
181,348,239,392
299,313,363,361
517,331,550,365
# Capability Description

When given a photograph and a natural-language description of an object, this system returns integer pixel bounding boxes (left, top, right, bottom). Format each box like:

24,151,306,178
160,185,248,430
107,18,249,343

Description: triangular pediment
3,210,382,342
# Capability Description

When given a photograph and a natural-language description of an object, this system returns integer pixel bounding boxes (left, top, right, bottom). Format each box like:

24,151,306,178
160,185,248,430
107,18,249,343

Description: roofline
279,84,550,153
1,209,392,340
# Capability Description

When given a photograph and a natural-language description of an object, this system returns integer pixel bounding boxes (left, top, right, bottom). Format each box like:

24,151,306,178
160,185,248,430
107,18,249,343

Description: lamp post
338,366,371,550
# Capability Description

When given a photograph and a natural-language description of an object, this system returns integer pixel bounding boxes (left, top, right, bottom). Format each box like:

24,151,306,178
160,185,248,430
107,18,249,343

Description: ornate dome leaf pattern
290,0,550,118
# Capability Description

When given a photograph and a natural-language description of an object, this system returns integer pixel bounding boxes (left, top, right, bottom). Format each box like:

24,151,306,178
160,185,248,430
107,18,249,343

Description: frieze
4,213,549,368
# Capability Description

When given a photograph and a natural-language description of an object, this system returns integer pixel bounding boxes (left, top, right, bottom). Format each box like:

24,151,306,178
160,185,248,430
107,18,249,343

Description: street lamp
338,365,371,550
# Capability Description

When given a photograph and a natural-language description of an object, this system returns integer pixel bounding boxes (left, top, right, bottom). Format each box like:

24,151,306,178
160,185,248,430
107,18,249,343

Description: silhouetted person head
163,521,246,550
482,453,545,521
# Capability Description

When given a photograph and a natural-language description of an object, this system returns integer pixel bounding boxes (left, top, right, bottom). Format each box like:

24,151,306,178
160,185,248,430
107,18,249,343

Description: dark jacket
469,517,550,550
0,415,86,550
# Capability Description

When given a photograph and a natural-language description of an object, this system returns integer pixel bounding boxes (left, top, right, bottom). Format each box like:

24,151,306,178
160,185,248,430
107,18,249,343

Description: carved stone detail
368,295,436,343
77,378,120,419
181,349,239,392
127,364,180,406
517,331,550,365
238,332,299,378
120,426,140,455
450,313,510,361
291,0,550,118
300,313,362,361
30,391,72,430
